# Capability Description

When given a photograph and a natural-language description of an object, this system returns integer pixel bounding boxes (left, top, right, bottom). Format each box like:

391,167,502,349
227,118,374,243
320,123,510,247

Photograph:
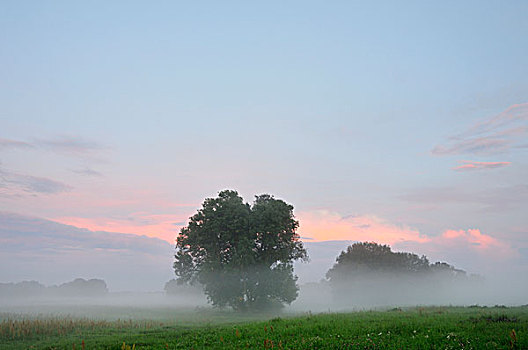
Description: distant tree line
323,242,482,306
0,278,108,298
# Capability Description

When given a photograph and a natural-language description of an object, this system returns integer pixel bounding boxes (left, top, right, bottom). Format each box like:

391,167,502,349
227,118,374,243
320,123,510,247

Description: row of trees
172,190,473,311
322,242,483,307
0,278,108,298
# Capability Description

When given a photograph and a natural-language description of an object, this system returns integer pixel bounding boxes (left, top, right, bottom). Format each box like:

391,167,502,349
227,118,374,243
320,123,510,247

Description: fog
291,274,528,313
1,272,527,321
289,241,528,312
0,291,208,321
1,217,527,318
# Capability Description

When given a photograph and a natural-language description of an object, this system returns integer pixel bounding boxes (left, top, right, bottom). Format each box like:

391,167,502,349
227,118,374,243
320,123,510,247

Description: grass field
1,306,527,349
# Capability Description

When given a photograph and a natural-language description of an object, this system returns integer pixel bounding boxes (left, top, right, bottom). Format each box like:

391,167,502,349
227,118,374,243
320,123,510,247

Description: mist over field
293,275,528,313
1,213,527,349
1,272,527,321
1,216,527,319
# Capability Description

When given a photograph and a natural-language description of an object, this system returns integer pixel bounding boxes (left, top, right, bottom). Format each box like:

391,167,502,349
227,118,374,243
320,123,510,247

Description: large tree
173,190,307,311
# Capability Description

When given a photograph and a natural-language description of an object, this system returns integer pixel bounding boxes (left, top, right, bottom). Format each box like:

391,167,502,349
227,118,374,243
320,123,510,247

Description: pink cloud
39,203,518,275
395,228,516,273
297,210,516,272
436,229,505,251
453,160,511,171
297,210,428,245
55,212,187,243
432,103,528,156
49,208,518,275
0,138,34,150
2,183,199,243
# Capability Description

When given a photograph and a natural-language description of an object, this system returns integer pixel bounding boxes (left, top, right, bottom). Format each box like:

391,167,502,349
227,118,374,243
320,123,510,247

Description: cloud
297,210,428,245
55,212,184,243
0,212,174,291
296,210,517,277
432,103,528,156
71,167,103,177
433,137,510,155
0,167,72,196
399,184,528,212
0,136,108,165
35,136,106,156
417,228,511,257
395,228,517,274
0,211,519,290
453,160,511,172
0,138,34,150
0,136,106,157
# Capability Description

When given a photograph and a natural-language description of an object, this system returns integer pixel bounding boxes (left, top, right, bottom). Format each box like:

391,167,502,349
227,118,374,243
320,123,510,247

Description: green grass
1,306,527,349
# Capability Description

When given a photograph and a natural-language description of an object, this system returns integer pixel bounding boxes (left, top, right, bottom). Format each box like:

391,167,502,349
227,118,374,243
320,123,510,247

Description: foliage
49,278,108,297
324,242,476,306
0,281,45,298
1,306,527,349
326,242,466,283
173,190,307,311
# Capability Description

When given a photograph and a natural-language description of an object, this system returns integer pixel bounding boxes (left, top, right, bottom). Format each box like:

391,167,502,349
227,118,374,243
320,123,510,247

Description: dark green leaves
174,190,307,311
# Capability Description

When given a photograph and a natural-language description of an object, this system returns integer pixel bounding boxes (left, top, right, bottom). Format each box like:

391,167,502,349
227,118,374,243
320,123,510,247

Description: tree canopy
173,190,307,311
325,242,472,306
326,242,466,284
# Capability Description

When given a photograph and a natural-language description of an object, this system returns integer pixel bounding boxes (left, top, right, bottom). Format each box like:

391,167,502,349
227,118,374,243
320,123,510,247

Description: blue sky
1,1,528,284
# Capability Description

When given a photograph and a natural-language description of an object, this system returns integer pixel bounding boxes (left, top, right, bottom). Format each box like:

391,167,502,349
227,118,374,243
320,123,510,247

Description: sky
1,1,527,289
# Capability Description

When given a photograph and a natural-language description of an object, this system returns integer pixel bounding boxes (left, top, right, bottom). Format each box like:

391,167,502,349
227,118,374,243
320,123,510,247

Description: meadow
0,305,526,349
